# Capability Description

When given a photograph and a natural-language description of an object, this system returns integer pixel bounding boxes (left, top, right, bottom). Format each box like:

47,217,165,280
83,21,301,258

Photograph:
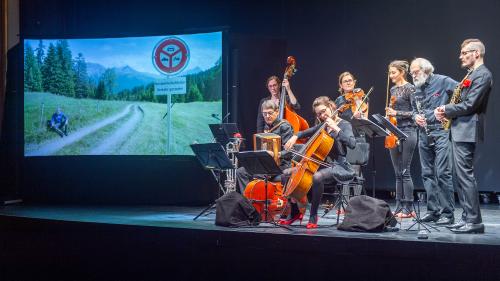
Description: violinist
283,96,356,228
256,76,300,133
385,60,418,218
335,72,369,122
236,100,294,193
334,72,369,199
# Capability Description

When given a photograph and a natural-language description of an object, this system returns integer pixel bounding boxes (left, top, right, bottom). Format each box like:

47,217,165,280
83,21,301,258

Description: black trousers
235,166,282,194
389,127,417,210
418,129,455,217
451,141,482,223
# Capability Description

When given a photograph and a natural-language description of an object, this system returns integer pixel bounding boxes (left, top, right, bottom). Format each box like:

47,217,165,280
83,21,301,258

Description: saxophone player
410,58,458,226
434,39,493,234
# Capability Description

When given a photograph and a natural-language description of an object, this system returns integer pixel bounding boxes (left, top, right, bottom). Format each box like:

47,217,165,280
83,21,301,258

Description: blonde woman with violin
283,96,356,228
386,60,418,218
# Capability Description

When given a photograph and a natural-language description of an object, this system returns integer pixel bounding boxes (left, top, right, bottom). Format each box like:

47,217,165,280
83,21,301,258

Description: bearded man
410,58,458,226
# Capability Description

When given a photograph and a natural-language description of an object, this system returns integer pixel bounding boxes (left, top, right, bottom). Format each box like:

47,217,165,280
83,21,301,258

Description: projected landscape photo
23,32,222,156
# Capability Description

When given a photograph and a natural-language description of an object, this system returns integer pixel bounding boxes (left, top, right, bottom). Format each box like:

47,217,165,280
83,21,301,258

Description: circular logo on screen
152,37,190,76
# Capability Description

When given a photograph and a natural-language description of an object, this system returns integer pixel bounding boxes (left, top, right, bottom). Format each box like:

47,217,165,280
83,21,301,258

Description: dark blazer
444,64,493,143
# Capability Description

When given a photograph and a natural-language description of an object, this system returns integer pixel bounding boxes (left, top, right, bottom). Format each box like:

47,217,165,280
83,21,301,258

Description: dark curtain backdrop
1,0,498,204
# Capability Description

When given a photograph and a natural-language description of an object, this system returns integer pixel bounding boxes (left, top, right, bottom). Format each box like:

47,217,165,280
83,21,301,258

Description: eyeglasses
410,69,421,77
342,79,354,84
262,111,277,116
460,49,476,56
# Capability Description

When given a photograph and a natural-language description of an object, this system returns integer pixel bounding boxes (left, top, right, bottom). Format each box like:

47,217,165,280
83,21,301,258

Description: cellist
386,60,418,218
256,76,300,133
283,96,356,228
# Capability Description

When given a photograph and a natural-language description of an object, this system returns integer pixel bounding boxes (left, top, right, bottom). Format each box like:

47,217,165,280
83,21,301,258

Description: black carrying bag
215,191,261,227
338,195,396,232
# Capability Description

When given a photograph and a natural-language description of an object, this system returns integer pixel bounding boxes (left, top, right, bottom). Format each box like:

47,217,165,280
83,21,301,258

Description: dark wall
282,0,500,191
2,0,499,204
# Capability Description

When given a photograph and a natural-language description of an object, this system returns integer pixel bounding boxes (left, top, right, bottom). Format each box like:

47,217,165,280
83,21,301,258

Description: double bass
279,56,309,137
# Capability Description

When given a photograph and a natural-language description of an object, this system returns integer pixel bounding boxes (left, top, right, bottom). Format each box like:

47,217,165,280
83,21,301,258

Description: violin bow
351,86,374,119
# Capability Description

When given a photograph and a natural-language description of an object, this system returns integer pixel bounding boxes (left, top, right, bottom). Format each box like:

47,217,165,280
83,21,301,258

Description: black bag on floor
215,191,261,227
338,195,396,232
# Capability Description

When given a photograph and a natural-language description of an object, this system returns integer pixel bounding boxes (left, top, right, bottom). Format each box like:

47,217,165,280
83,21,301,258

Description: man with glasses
434,39,492,234
410,58,457,226
236,100,294,193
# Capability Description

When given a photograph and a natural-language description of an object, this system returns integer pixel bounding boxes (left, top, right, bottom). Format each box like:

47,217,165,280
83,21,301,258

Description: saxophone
443,70,472,130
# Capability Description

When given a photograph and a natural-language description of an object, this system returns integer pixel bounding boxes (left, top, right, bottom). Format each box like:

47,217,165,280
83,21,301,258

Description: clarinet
415,97,435,146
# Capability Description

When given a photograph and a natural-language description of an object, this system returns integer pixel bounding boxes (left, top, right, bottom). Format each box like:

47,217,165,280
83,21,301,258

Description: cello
278,56,309,137
284,111,344,201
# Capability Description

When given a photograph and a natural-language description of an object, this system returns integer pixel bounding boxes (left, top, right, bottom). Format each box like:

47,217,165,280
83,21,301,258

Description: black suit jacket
444,64,493,142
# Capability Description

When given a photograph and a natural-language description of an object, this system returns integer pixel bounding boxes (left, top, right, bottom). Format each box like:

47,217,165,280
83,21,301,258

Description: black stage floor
2,202,500,280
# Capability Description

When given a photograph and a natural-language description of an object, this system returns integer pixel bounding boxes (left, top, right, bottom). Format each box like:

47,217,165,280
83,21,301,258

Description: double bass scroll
278,56,309,138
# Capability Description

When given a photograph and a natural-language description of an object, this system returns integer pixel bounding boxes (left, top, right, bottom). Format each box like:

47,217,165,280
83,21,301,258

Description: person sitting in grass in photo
48,107,69,137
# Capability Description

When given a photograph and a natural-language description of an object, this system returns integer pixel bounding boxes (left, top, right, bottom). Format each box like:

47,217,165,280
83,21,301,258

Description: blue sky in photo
25,31,222,76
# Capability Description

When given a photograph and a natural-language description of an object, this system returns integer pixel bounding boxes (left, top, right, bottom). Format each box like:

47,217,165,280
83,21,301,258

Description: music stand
351,117,388,198
190,143,234,220
235,151,289,229
209,123,239,147
372,114,439,233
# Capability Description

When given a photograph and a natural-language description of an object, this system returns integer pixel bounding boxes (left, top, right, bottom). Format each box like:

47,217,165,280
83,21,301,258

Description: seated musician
256,76,300,133
235,100,294,194
283,96,356,228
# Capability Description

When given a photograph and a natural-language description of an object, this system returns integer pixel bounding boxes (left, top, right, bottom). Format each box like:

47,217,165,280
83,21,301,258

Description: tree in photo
35,40,45,66
73,53,92,99
24,43,43,92
187,83,203,102
41,43,64,94
95,79,107,100
102,68,116,96
56,40,75,97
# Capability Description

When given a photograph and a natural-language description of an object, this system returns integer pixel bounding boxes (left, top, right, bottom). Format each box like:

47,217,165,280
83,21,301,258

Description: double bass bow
279,56,309,138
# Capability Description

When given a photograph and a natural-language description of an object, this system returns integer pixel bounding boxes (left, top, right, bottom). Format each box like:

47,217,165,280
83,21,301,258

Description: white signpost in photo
152,36,190,154
154,77,187,154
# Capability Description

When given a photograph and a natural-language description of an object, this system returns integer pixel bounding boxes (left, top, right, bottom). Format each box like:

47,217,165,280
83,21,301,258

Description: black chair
322,140,370,219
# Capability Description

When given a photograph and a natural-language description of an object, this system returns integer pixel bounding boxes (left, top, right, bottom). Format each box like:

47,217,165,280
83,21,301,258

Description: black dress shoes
435,216,454,226
450,223,485,234
421,213,439,223
446,220,466,229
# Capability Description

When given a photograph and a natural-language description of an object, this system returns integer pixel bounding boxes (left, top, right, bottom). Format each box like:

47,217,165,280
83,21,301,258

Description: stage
2,202,500,280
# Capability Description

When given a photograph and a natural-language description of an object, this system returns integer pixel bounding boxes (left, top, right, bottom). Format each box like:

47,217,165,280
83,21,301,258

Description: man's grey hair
411,58,435,75
261,99,279,112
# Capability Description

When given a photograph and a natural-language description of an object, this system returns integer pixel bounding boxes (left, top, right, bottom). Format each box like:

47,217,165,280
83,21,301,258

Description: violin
339,88,369,118
278,56,309,139
384,92,398,149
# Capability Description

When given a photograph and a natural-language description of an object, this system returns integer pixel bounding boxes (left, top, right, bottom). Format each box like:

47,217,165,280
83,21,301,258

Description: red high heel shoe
306,215,318,229
279,213,304,225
